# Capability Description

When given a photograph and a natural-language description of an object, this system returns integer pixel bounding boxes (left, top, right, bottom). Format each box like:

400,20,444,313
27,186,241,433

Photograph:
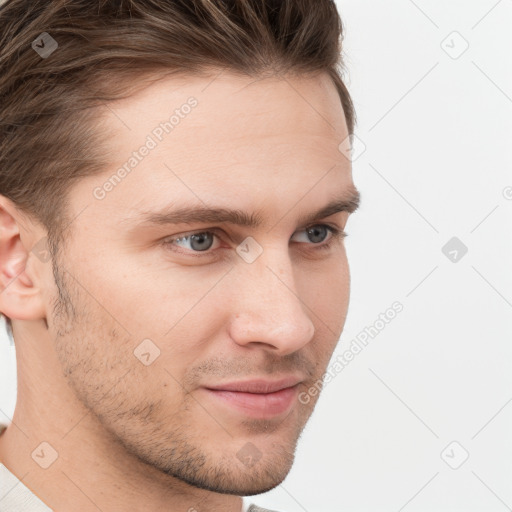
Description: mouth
202,376,303,419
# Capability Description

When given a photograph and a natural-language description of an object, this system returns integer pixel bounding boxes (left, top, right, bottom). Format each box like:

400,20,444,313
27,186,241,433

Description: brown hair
0,0,355,335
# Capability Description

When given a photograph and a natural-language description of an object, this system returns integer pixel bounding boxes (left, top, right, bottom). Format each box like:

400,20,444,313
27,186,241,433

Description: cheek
74,246,228,339
299,253,350,329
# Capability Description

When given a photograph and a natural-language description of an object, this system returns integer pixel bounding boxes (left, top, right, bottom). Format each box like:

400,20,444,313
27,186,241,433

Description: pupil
190,233,213,251
308,226,327,243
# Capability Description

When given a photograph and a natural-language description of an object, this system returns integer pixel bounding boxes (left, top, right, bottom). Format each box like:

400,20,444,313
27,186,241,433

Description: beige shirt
0,462,52,511
0,462,279,512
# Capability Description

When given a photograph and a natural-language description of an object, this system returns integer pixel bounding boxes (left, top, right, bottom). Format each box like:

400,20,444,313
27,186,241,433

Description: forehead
68,70,354,229
102,70,348,156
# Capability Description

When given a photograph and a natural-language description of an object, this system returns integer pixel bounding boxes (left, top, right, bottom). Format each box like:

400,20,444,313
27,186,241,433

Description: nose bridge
245,243,298,307
229,245,315,352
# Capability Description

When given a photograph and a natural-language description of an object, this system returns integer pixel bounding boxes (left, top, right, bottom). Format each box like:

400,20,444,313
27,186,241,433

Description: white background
1,1,511,511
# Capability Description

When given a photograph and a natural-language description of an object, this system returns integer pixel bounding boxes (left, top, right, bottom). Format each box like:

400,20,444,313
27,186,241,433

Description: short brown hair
0,0,355,333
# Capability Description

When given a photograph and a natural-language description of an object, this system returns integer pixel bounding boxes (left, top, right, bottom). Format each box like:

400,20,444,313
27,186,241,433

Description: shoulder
245,503,285,512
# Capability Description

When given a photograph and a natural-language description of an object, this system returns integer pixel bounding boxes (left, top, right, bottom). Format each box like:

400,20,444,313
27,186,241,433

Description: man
0,0,360,510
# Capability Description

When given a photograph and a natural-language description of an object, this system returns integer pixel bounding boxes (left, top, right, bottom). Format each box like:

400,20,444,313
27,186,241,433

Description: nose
228,248,316,356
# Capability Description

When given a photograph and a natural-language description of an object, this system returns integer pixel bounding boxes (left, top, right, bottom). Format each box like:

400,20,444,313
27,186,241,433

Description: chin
175,462,293,497
155,443,296,496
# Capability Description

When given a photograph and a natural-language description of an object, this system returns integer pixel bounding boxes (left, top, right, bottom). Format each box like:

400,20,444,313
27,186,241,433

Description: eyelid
162,223,347,257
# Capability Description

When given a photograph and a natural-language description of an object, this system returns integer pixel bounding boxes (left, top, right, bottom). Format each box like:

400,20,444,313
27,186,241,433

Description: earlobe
0,199,47,322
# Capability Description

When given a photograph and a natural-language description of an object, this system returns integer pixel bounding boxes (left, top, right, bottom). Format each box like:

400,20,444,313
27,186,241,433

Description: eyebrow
130,188,360,229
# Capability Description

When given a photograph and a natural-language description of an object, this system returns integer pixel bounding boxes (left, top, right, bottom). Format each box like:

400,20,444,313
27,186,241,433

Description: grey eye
173,232,216,251
306,225,329,243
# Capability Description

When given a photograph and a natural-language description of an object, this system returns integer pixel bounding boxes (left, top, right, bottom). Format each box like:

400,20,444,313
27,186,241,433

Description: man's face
46,70,357,495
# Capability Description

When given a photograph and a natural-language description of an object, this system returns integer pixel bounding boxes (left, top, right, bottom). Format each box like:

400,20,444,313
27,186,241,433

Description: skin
0,69,359,512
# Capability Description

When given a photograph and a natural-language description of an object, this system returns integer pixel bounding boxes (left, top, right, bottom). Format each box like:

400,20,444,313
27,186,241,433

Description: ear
0,196,47,323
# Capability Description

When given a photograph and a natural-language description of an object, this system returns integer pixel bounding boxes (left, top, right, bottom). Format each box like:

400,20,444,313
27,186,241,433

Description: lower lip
203,385,299,419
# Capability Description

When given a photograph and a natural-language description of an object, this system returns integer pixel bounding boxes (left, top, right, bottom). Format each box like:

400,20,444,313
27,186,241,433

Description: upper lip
204,376,303,394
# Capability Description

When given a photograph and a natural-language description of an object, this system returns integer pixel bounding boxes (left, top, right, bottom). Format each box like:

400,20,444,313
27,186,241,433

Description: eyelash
161,224,347,258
